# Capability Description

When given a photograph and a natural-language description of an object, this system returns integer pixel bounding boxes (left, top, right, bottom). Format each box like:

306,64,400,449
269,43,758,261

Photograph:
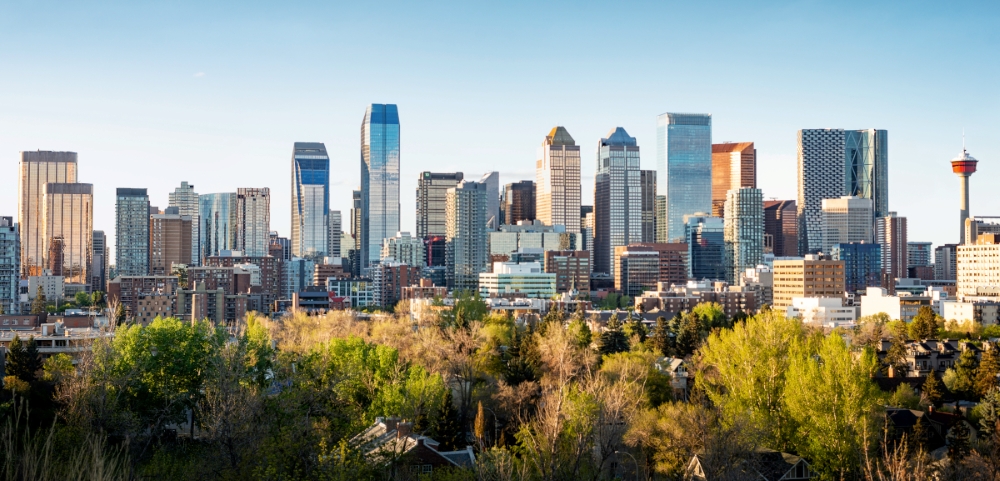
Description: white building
859,286,946,322
479,262,556,299
821,196,873,253
957,234,1000,300
27,275,64,301
787,297,856,328
381,231,426,267
942,300,1000,325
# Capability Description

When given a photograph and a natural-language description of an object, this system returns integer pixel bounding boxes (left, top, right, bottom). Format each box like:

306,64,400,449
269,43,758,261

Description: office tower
594,127,641,275
416,172,464,238
536,127,581,233
544,250,591,293
621,243,689,287
965,217,1000,247
115,188,150,276
48,237,64,276
951,148,979,244
614,247,660,297
821,196,873,253
935,244,958,281
269,232,291,261
640,170,656,242
168,181,200,266
480,172,500,230
764,200,798,257
657,113,712,242
18,151,78,277
797,129,846,254
772,257,846,311
907,242,933,270
723,188,764,284
91,230,107,293
580,206,594,271
328,210,341,260
501,181,535,226
844,130,888,219
291,142,330,259
381,231,426,267
446,181,488,291
876,212,907,290
42,183,93,285
685,214,725,281
0,217,18,314
831,243,882,297
711,142,756,217
361,104,401,266
149,212,193,276
199,193,237,260
235,188,270,257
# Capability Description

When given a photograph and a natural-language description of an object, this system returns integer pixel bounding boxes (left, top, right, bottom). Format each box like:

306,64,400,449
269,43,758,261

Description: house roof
350,417,471,468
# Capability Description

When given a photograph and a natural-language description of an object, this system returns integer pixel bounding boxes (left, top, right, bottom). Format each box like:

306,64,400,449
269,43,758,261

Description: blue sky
1,0,998,260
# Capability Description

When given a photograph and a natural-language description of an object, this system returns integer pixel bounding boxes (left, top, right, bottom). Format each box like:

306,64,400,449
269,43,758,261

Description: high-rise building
935,244,959,281
723,188,764,284
544,250,591,294
876,212,907,290
831,243,882,297
844,130,888,219
711,142,756,217
361,104,401,266
446,181,489,291
115,188,150,276
594,127,641,275
381,231,426,267
501,181,535,226
907,242,933,270
488,222,582,257
640,170,656,242
235,188,270,257
657,113,712,242
764,200,798,257
536,127,581,233
957,234,1000,300
18,151,78,277
199,193,237,261
91,230,108,293
416,172,464,238
328,210,341,261
614,247,660,297
42,183,93,285
772,256,845,311
149,212,193,276
0,217,19,314
291,142,330,259
821,196,873,253
480,172,500,231
580,206,594,270
621,243,689,287
269,232,291,261
685,214,726,281
168,181,200,266
797,129,846,254
378,262,421,308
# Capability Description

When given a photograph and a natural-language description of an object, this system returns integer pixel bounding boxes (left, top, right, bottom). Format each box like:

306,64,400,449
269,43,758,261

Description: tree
650,316,671,357
74,291,92,307
946,419,972,461
922,372,943,407
692,302,727,330
622,314,647,344
5,335,42,383
31,286,48,323
452,290,488,328
430,389,462,450
674,311,702,357
91,290,104,307
599,315,630,356
474,401,487,446
909,306,938,340
884,322,910,376
975,348,1000,398
951,348,980,400
889,383,921,409
565,317,592,349
42,353,75,383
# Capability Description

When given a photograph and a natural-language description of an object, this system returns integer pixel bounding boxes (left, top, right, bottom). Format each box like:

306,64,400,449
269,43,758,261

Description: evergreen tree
909,306,938,340
30,286,48,324
946,419,971,461
623,313,647,344
912,416,931,454
430,390,462,450
651,316,671,356
599,314,629,356
978,387,1000,438
952,348,980,400
922,372,943,407
473,401,486,445
675,311,702,357
884,323,910,376
5,335,42,383
975,348,1000,398
566,317,592,349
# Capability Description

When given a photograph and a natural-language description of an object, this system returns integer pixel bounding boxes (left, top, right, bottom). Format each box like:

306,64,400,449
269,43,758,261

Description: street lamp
614,450,639,481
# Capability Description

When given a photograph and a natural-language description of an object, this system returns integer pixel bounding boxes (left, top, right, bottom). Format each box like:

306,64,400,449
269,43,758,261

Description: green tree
74,291,92,307
622,314,647,344
543,306,565,325
91,290,104,307
692,302,727,330
975,348,1000,398
30,286,48,323
889,383,921,409
951,348,980,400
41,352,75,383
884,322,910,376
922,372,944,407
5,335,42,383
909,306,938,340
452,290,488,328
565,317,592,349
599,315,630,356
946,419,972,461
430,389,463,450
674,311,702,357
650,316,672,357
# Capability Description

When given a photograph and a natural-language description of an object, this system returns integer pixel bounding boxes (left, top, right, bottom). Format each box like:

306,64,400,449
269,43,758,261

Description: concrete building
480,171,500,231
634,281,757,319
935,244,958,281
0,218,20,314
536,127,581,233
328,210,341,261
640,170,657,243
500,181,535,227
876,212,907,291
723,188,764,284
544,250,591,294
149,212,193,276
620,243,688,288
106,275,179,319
830,243,882,298
205,253,281,314
327,277,375,308
787,297,856,327
821,196,873,253
115,188,150,276
176,281,248,325
378,262,421,308
614,248,660,297
28,276,64,302
282,257,315,300
489,221,581,257
657,113,712,243
168,181,200,266
772,256,845,311
18,151,77,277
479,262,556,299
711,142,756,217
235,187,270,257
361,105,401,267
381,231,426,267
42,183,93,286
446,181,489,291
860,287,935,323
764,200,798,257
594,127,642,275
90,230,107,294
738,265,773,306
941,300,1000,325
417,172,464,238
684,214,726,281
402,279,448,301
957,234,1000,300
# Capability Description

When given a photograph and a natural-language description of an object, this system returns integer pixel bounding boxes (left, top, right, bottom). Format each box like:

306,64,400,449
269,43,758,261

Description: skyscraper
536,127,581,233
149,212,193,276
115,188,150,276
876,212,907,290
168,181,200,266
43,183,93,285
480,172,500,231
0,217,19,314
844,130,888,219
711,142,756,217
723,188,764,283
349,189,363,276
685,214,726,281
199,193,237,260
907,242,933,270
416,172,464,238
821,196,873,253
797,129,846,254
501,181,535,226
831,243,882,297
594,127,641,275
361,104,401,267
328,210,341,260
18,151,77,277
291,142,330,259
640,170,656,242
764,200,798,257
657,113,712,242
236,187,271,257
91,230,107,293
446,181,488,291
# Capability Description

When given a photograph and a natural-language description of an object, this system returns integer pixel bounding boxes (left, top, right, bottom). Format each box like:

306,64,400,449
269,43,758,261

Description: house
350,417,474,477
685,448,816,480
654,356,689,395
875,339,989,378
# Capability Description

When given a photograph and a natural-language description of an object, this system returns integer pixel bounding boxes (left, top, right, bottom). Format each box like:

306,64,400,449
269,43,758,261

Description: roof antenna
963,128,966,153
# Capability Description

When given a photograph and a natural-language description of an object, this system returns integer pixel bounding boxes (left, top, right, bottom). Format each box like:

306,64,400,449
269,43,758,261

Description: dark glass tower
291,142,330,259
361,104,401,267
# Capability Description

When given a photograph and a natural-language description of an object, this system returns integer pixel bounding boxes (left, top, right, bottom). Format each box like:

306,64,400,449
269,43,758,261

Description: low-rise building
479,262,556,299
327,277,375,308
27,275,64,301
941,300,1000,325
402,278,447,300
860,287,949,322
107,275,179,319
634,281,757,318
544,250,590,294
378,262,421,308
772,255,844,311
786,297,856,328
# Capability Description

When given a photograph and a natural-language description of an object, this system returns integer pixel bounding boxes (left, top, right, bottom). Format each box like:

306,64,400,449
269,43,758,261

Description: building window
422,465,433,474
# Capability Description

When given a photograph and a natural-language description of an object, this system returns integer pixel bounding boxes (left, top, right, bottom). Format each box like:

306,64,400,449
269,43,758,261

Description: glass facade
657,113,712,242
831,242,882,296
416,172,463,238
199,193,237,261
292,142,330,259
236,187,270,257
361,104,401,266
0,217,19,314
18,151,77,277
844,129,888,219
723,188,764,284
594,127,641,275
168,181,201,266
446,181,489,291
115,188,150,276
685,214,726,281
43,183,93,285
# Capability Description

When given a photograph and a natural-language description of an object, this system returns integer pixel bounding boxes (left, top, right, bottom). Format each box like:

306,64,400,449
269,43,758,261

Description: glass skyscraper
685,214,725,281
291,142,330,259
199,192,237,261
723,188,764,284
417,172,464,238
844,129,888,219
18,151,77,277
594,127,641,276
831,242,882,297
115,188,150,276
168,181,200,266
361,104,401,267
657,113,712,242
536,127,581,233
43,183,93,285
236,187,271,257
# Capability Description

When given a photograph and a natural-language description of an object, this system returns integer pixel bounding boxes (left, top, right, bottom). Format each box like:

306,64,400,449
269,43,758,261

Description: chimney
384,416,399,432
396,421,413,438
